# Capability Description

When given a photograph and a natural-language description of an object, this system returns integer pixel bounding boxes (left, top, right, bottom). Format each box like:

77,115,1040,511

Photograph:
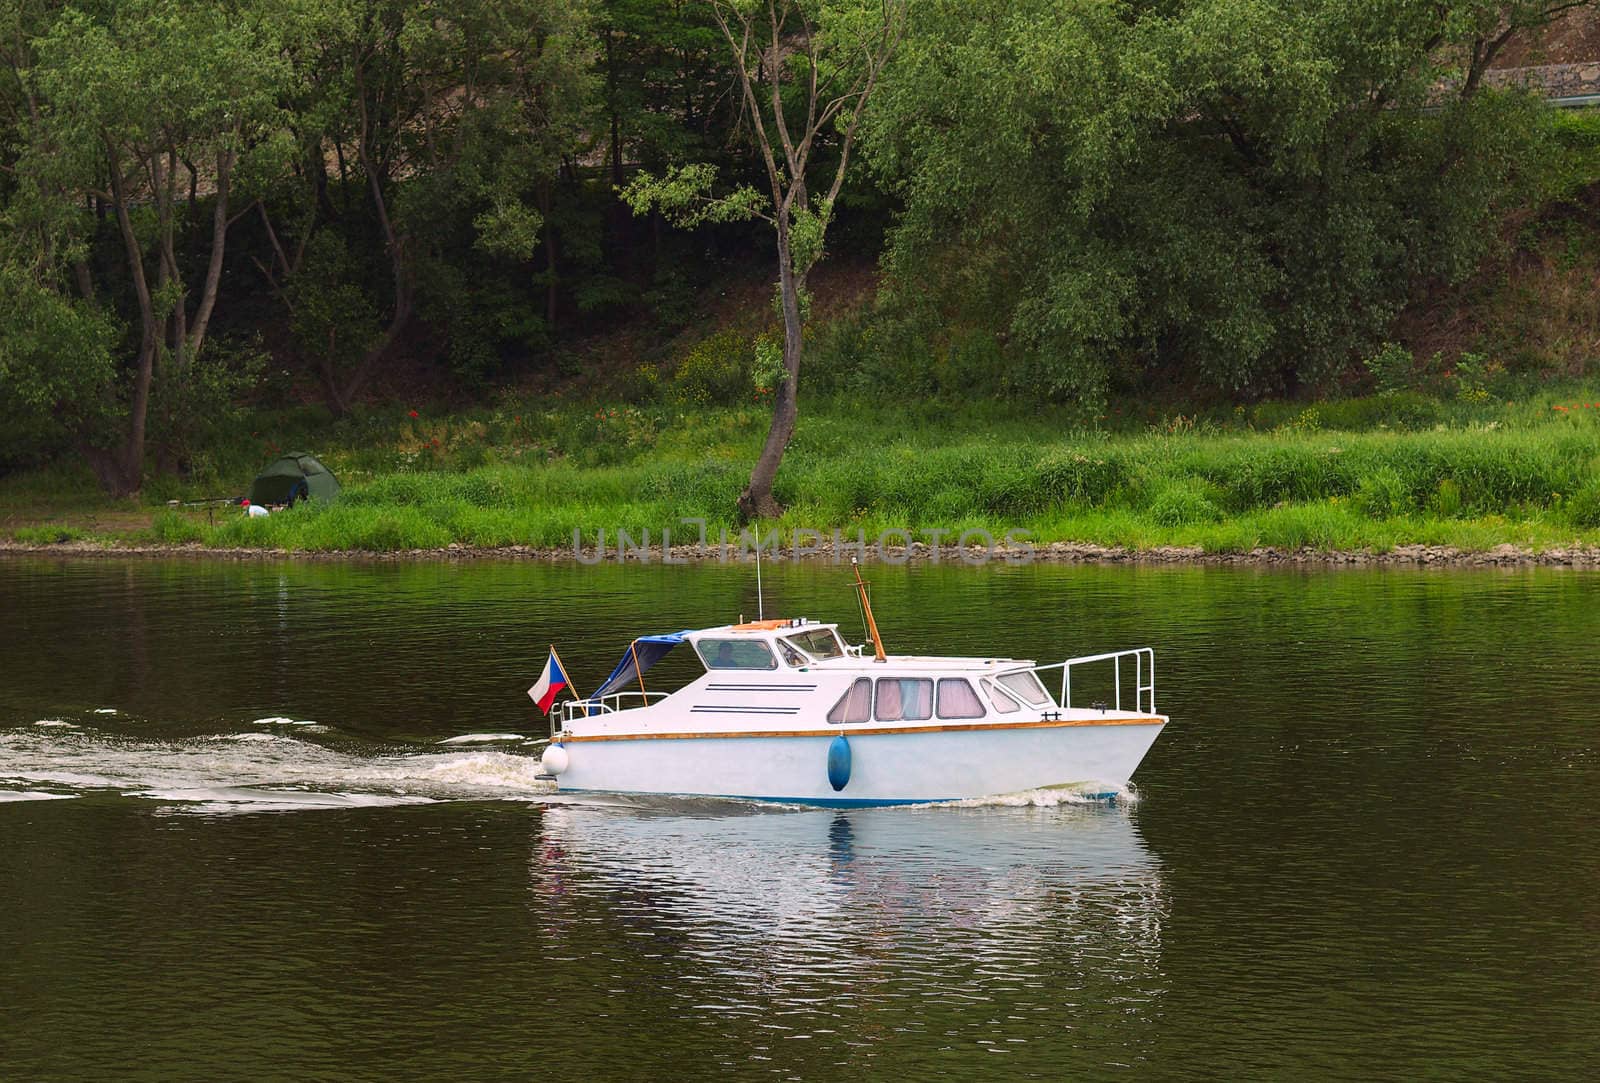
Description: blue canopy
591,631,694,702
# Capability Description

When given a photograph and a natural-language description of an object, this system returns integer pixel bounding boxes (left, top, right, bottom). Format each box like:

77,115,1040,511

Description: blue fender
827,735,851,792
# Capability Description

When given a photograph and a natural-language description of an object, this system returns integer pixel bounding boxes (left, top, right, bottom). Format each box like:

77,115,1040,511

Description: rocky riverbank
6,538,1600,568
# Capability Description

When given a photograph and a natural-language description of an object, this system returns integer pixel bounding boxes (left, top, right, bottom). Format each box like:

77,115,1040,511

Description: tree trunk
318,343,354,419
313,141,338,222
82,444,138,498
334,138,351,216
606,31,623,189
185,146,234,362
104,151,159,498
737,227,803,522
330,60,414,417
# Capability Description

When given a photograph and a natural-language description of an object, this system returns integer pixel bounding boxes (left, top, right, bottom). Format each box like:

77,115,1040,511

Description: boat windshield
784,628,845,660
998,670,1052,706
694,638,778,670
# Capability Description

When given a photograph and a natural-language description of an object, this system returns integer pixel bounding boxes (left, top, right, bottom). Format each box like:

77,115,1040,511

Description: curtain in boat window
875,678,932,721
936,679,985,719
827,678,872,723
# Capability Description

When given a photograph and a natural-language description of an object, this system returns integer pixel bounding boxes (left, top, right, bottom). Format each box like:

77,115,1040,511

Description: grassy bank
5,388,1600,556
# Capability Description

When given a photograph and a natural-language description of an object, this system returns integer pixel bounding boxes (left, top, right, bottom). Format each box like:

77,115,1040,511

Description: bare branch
710,1,785,205
767,1,802,188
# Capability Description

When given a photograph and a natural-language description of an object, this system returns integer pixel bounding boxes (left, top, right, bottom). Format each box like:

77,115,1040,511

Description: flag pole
549,644,583,702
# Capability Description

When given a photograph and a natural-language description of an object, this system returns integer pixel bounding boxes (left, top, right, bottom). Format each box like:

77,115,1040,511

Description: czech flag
527,648,570,715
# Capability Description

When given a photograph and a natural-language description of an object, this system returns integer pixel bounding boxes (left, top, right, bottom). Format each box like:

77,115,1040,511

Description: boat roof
682,619,1036,671
686,618,830,636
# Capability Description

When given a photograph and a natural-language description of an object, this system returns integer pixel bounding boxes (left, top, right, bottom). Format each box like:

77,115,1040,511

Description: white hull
554,717,1165,806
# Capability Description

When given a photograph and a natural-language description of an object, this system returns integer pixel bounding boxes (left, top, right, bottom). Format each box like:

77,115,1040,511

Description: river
1,557,1595,1079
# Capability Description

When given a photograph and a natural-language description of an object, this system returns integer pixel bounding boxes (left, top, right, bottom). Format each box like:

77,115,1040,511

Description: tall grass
8,388,1600,553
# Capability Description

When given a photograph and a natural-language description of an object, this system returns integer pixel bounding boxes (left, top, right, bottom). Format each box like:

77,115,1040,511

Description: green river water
0,556,1595,1079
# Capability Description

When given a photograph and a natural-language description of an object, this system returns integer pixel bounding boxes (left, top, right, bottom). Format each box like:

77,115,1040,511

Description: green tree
623,0,907,520
1,0,286,494
254,0,594,413
594,1,726,179
0,259,118,468
865,0,1588,401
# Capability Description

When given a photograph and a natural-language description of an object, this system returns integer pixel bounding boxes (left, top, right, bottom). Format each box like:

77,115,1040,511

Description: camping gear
247,452,341,507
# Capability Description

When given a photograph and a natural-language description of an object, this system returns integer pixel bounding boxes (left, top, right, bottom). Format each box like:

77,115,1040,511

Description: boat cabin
687,618,851,671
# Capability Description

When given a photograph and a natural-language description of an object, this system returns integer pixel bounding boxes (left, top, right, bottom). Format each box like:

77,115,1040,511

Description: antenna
851,558,887,662
755,527,765,621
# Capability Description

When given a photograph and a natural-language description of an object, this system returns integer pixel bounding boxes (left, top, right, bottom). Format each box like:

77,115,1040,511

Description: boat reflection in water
530,798,1168,1068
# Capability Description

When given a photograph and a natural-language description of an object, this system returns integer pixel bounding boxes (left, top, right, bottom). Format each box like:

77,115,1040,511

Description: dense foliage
1,0,1597,496
863,0,1586,403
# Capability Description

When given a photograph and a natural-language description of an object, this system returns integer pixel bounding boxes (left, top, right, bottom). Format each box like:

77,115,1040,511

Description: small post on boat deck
754,528,765,621
852,558,887,663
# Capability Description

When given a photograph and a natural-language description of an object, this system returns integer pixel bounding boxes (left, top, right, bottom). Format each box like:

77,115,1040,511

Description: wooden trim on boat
561,716,1165,743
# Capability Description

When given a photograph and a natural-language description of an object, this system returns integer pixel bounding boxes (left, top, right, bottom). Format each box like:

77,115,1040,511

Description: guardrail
556,690,667,728
1024,648,1156,714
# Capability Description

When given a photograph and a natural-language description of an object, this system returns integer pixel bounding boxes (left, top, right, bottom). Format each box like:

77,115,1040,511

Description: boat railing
1019,648,1156,714
556,691,669,727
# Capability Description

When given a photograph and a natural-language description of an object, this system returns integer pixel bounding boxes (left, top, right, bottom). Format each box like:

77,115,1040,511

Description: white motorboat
534,568,1167,807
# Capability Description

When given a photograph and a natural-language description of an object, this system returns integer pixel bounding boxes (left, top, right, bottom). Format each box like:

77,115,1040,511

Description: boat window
998,670,1051,706
827,678,873,723
983,679,1022,714
936,678,986,719
875,678,933,722
777,640,807,667
785,629,845,660
694,638,778,670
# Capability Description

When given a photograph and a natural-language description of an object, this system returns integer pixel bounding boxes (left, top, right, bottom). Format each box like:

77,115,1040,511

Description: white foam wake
437,733,527,745
0,789,78,803
945,783,1139,808
130,787,437,815
0,725,554,814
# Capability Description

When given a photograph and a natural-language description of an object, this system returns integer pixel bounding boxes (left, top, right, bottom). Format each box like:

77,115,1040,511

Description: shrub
344,473,438,507
1299,392,1443,431
1354,468,1412,518
457,473,509,508
1566,478,1600,528
802,312,871,394
1036,452,1129,507
1216,445,1357,508
640,462,743,511
1429,478,1463,518
1364,342,1415,393
932,329,1006,395
1453,351,1501,404
672,330,752,405
1146,479,1224,526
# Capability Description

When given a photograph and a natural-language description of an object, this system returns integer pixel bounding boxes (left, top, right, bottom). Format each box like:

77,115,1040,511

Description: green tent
247,452,341,506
